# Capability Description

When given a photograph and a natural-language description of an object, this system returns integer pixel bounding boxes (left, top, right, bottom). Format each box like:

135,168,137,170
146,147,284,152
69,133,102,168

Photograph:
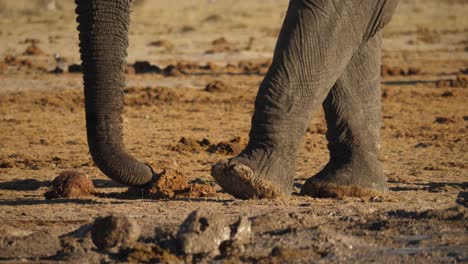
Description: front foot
211,149,295,199
301,159,387,198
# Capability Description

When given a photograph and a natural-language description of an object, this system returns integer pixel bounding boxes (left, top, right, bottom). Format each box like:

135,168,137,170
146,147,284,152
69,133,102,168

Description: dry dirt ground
0,0,467,263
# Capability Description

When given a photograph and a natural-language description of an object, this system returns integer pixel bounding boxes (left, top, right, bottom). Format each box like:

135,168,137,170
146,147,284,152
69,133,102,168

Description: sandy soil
0,0,467,263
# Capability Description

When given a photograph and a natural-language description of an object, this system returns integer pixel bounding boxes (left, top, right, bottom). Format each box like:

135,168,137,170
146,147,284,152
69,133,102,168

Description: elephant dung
147,169,216,199
91,215,141,252
45,171,94,199
177,209,252,255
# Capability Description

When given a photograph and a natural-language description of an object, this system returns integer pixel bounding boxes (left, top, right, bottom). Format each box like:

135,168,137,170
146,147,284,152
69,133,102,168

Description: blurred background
0,0,466,66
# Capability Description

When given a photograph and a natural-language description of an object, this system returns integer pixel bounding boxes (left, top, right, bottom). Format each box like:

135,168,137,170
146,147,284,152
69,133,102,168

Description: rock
45,171,94,199
91,215,141,251
177,210,252,255
230,216,252,243
177,209,231,255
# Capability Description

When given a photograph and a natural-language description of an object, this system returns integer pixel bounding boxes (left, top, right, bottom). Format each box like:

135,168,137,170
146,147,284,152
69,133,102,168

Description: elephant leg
212,0,398,199
301,32,386,198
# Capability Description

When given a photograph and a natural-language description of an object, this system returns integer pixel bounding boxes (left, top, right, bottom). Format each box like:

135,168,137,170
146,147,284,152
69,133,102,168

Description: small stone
45,171,94,199
91,215,141,251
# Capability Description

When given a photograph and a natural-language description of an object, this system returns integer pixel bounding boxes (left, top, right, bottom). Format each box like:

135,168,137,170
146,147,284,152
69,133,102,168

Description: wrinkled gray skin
75,0,398,198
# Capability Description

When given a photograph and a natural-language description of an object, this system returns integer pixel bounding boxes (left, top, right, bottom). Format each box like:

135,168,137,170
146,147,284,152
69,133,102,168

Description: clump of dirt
4,55,16,64
238,60,271,74
205,37,232,54
176,61,200,72
149,40,174,51
124,86,180,106
133,61,161,74
307,122,327,135
184,183,217,198
201,62,219,72
23,43,44,56
204,80,228,93
91,215,141,252
147,169,190,199
162,64,183,76
147,169,216,199
0,153,47,170
381,65,422,77
434,116,456,124
436,75,468,88
212,37,229,46
124,243,181,263
0,61,7,72
441,91,455,97
170,137,211,153
208,137,246,155
44,171,94,199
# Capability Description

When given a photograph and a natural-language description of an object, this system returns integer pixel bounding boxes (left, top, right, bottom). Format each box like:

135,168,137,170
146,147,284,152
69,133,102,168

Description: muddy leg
301,32,386,198
212,0,395,199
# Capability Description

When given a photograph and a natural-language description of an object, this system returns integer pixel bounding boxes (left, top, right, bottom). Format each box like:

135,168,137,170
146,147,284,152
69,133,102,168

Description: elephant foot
211,148,294,199
301,157,387,198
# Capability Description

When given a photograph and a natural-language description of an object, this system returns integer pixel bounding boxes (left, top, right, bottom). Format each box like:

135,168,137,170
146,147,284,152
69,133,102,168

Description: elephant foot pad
211,159,285,199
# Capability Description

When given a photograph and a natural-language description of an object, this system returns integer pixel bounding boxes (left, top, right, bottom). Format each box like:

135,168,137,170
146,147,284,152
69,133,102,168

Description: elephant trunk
75,0,154,187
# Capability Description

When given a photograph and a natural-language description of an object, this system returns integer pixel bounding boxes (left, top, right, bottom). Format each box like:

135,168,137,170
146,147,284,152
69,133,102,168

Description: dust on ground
0,0,467,263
